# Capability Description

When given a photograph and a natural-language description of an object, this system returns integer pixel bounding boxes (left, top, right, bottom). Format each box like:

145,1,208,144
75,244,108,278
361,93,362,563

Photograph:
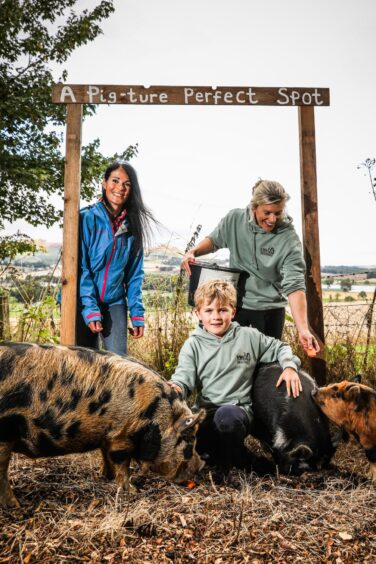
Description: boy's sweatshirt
171,322,300,420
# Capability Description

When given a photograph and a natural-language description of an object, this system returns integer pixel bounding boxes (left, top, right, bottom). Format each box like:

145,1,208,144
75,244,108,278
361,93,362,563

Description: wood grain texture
299,105,326,384
60,104,82,346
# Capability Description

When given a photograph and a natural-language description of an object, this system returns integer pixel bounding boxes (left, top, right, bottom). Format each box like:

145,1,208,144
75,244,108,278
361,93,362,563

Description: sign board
52,84,330,107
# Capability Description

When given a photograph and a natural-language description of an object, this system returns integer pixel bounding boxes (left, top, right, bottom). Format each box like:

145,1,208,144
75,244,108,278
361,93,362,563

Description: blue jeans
76,303,128,355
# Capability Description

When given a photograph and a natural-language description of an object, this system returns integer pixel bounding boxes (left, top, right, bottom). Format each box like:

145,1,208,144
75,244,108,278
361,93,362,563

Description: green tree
0,0,136,231
0,233,43,276
340,278,352,292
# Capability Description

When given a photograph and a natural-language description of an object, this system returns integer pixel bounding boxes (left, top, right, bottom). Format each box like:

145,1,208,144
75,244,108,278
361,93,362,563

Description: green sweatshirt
208,207,306,310
171,322,301,420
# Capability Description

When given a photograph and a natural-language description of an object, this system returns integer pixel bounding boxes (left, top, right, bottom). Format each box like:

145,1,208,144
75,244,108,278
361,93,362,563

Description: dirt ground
0,441,375,563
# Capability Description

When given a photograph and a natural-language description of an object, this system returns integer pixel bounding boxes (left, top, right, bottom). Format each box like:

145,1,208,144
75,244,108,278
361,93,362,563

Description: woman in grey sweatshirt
181,179,319,355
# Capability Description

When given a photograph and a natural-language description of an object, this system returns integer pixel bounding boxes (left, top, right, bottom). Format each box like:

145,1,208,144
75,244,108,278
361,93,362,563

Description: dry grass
1,442,375,563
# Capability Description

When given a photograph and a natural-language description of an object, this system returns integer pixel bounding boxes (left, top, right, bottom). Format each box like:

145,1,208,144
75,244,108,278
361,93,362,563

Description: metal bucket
188,261,244,307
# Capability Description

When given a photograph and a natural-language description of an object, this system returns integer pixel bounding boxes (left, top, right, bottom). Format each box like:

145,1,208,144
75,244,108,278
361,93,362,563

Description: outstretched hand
298,329,320,355
276,367,302,398
180,251,196,275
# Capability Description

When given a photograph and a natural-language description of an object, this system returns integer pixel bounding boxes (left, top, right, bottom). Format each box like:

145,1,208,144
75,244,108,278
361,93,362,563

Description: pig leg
103,441,137,492
0,444,19,508
106,436,136,491
364,446,376,483
368,462,376,483
114,458,137,493
101,447,115,481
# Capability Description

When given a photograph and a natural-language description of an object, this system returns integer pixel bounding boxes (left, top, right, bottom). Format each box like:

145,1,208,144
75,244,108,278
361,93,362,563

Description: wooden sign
52,84,329,106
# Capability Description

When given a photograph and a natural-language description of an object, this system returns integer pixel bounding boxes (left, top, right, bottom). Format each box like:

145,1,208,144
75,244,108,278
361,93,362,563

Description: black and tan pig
312,379,376,482
0,342,205,508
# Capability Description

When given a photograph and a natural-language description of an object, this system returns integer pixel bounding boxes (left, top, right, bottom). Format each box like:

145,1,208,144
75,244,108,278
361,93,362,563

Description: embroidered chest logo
236,352,251,364
261,247,275,256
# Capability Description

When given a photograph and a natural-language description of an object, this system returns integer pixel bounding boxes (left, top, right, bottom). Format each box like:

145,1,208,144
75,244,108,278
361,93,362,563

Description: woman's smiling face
253,202,285,232
102,166,131,213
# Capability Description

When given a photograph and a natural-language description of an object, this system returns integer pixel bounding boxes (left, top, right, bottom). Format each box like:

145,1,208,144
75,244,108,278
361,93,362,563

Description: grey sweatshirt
171,322,301,419
208,207,306,310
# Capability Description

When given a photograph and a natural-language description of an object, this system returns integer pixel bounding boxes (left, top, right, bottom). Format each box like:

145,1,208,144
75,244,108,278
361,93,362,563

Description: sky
6,0,376,266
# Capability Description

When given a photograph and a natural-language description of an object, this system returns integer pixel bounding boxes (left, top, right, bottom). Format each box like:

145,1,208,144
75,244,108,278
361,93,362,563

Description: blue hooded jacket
79,201,144,327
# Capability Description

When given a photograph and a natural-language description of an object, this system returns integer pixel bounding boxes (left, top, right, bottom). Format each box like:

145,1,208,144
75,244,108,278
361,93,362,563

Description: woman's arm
181,237,215,275
124,249,145,339
288,290,320,353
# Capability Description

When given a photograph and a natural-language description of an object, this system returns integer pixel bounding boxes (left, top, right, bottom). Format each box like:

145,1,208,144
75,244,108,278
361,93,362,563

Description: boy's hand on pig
276,368,302,398
168,381,184,397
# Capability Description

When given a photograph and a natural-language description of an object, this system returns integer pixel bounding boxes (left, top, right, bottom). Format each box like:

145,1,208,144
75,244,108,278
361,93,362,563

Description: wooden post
0,294,10,340
298,106,326,385
60,104,82,345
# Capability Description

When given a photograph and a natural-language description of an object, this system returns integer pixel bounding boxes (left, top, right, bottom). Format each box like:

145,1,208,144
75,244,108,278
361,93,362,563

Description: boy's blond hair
194,279,237,309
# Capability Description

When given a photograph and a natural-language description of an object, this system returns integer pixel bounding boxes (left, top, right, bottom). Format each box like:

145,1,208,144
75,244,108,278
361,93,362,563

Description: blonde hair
194,279,237,309
250,179,290,210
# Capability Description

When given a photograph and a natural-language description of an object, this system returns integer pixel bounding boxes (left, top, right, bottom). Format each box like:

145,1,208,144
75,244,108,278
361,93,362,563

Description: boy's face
196,297,236,337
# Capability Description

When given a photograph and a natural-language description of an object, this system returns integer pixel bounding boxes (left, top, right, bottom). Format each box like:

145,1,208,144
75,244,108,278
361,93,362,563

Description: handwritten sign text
52,84,330,106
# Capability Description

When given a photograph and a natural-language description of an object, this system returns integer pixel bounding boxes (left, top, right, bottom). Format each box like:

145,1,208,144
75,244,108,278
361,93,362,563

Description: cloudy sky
8,0,376,266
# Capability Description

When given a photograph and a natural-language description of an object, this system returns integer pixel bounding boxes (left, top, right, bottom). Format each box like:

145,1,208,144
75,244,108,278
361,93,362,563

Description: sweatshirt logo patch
261,246,275,256
237,352,251,364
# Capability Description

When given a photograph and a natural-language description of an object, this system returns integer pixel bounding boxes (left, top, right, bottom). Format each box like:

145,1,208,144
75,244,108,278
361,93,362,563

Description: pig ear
175,409,205,435
346,384,370,412
345,384,361,400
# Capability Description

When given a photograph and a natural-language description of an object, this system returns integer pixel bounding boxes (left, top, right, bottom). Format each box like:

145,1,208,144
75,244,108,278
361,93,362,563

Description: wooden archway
52,84,329,384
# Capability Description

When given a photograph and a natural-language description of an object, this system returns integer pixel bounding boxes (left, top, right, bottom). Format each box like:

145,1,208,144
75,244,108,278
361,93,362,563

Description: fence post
363,287,376,371
0,294,10,340
60,104,82,345
298,105,326,385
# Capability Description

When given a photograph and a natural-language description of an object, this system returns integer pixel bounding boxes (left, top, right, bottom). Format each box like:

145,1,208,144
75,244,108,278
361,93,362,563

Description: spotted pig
251,363,338,474
312,380,376,482
0,342,205,508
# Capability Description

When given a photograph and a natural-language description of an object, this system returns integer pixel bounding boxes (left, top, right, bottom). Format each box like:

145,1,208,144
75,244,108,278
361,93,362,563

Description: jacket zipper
100,225,116,302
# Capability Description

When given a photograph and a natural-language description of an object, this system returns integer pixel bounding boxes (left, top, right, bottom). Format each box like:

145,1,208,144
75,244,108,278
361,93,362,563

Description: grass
1,281,376,561
1,441,375,562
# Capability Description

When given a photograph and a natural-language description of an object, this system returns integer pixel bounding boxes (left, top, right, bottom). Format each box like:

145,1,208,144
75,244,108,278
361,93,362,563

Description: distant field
322,288,375,301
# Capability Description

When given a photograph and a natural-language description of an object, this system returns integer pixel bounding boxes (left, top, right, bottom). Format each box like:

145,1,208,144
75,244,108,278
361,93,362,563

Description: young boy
169,279,302,471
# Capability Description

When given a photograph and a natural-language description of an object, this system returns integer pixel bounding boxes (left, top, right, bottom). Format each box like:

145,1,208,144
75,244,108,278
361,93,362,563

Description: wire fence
0,254,376,352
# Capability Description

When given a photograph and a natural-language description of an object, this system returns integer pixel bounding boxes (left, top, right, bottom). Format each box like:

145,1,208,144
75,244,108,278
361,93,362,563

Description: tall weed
128,274,194,377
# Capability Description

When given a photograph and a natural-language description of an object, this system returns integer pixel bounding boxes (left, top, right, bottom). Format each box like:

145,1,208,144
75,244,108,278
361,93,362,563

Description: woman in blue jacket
77,160,155,354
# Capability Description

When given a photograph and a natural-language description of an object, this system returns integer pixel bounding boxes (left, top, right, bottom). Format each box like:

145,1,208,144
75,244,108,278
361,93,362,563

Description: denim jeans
76,303,128,355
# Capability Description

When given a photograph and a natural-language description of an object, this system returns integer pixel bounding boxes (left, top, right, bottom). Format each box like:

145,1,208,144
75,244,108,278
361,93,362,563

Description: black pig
251,363,338,474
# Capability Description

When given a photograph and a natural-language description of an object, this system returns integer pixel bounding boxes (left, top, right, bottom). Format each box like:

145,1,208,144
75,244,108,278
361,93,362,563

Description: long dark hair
103,160,156,253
